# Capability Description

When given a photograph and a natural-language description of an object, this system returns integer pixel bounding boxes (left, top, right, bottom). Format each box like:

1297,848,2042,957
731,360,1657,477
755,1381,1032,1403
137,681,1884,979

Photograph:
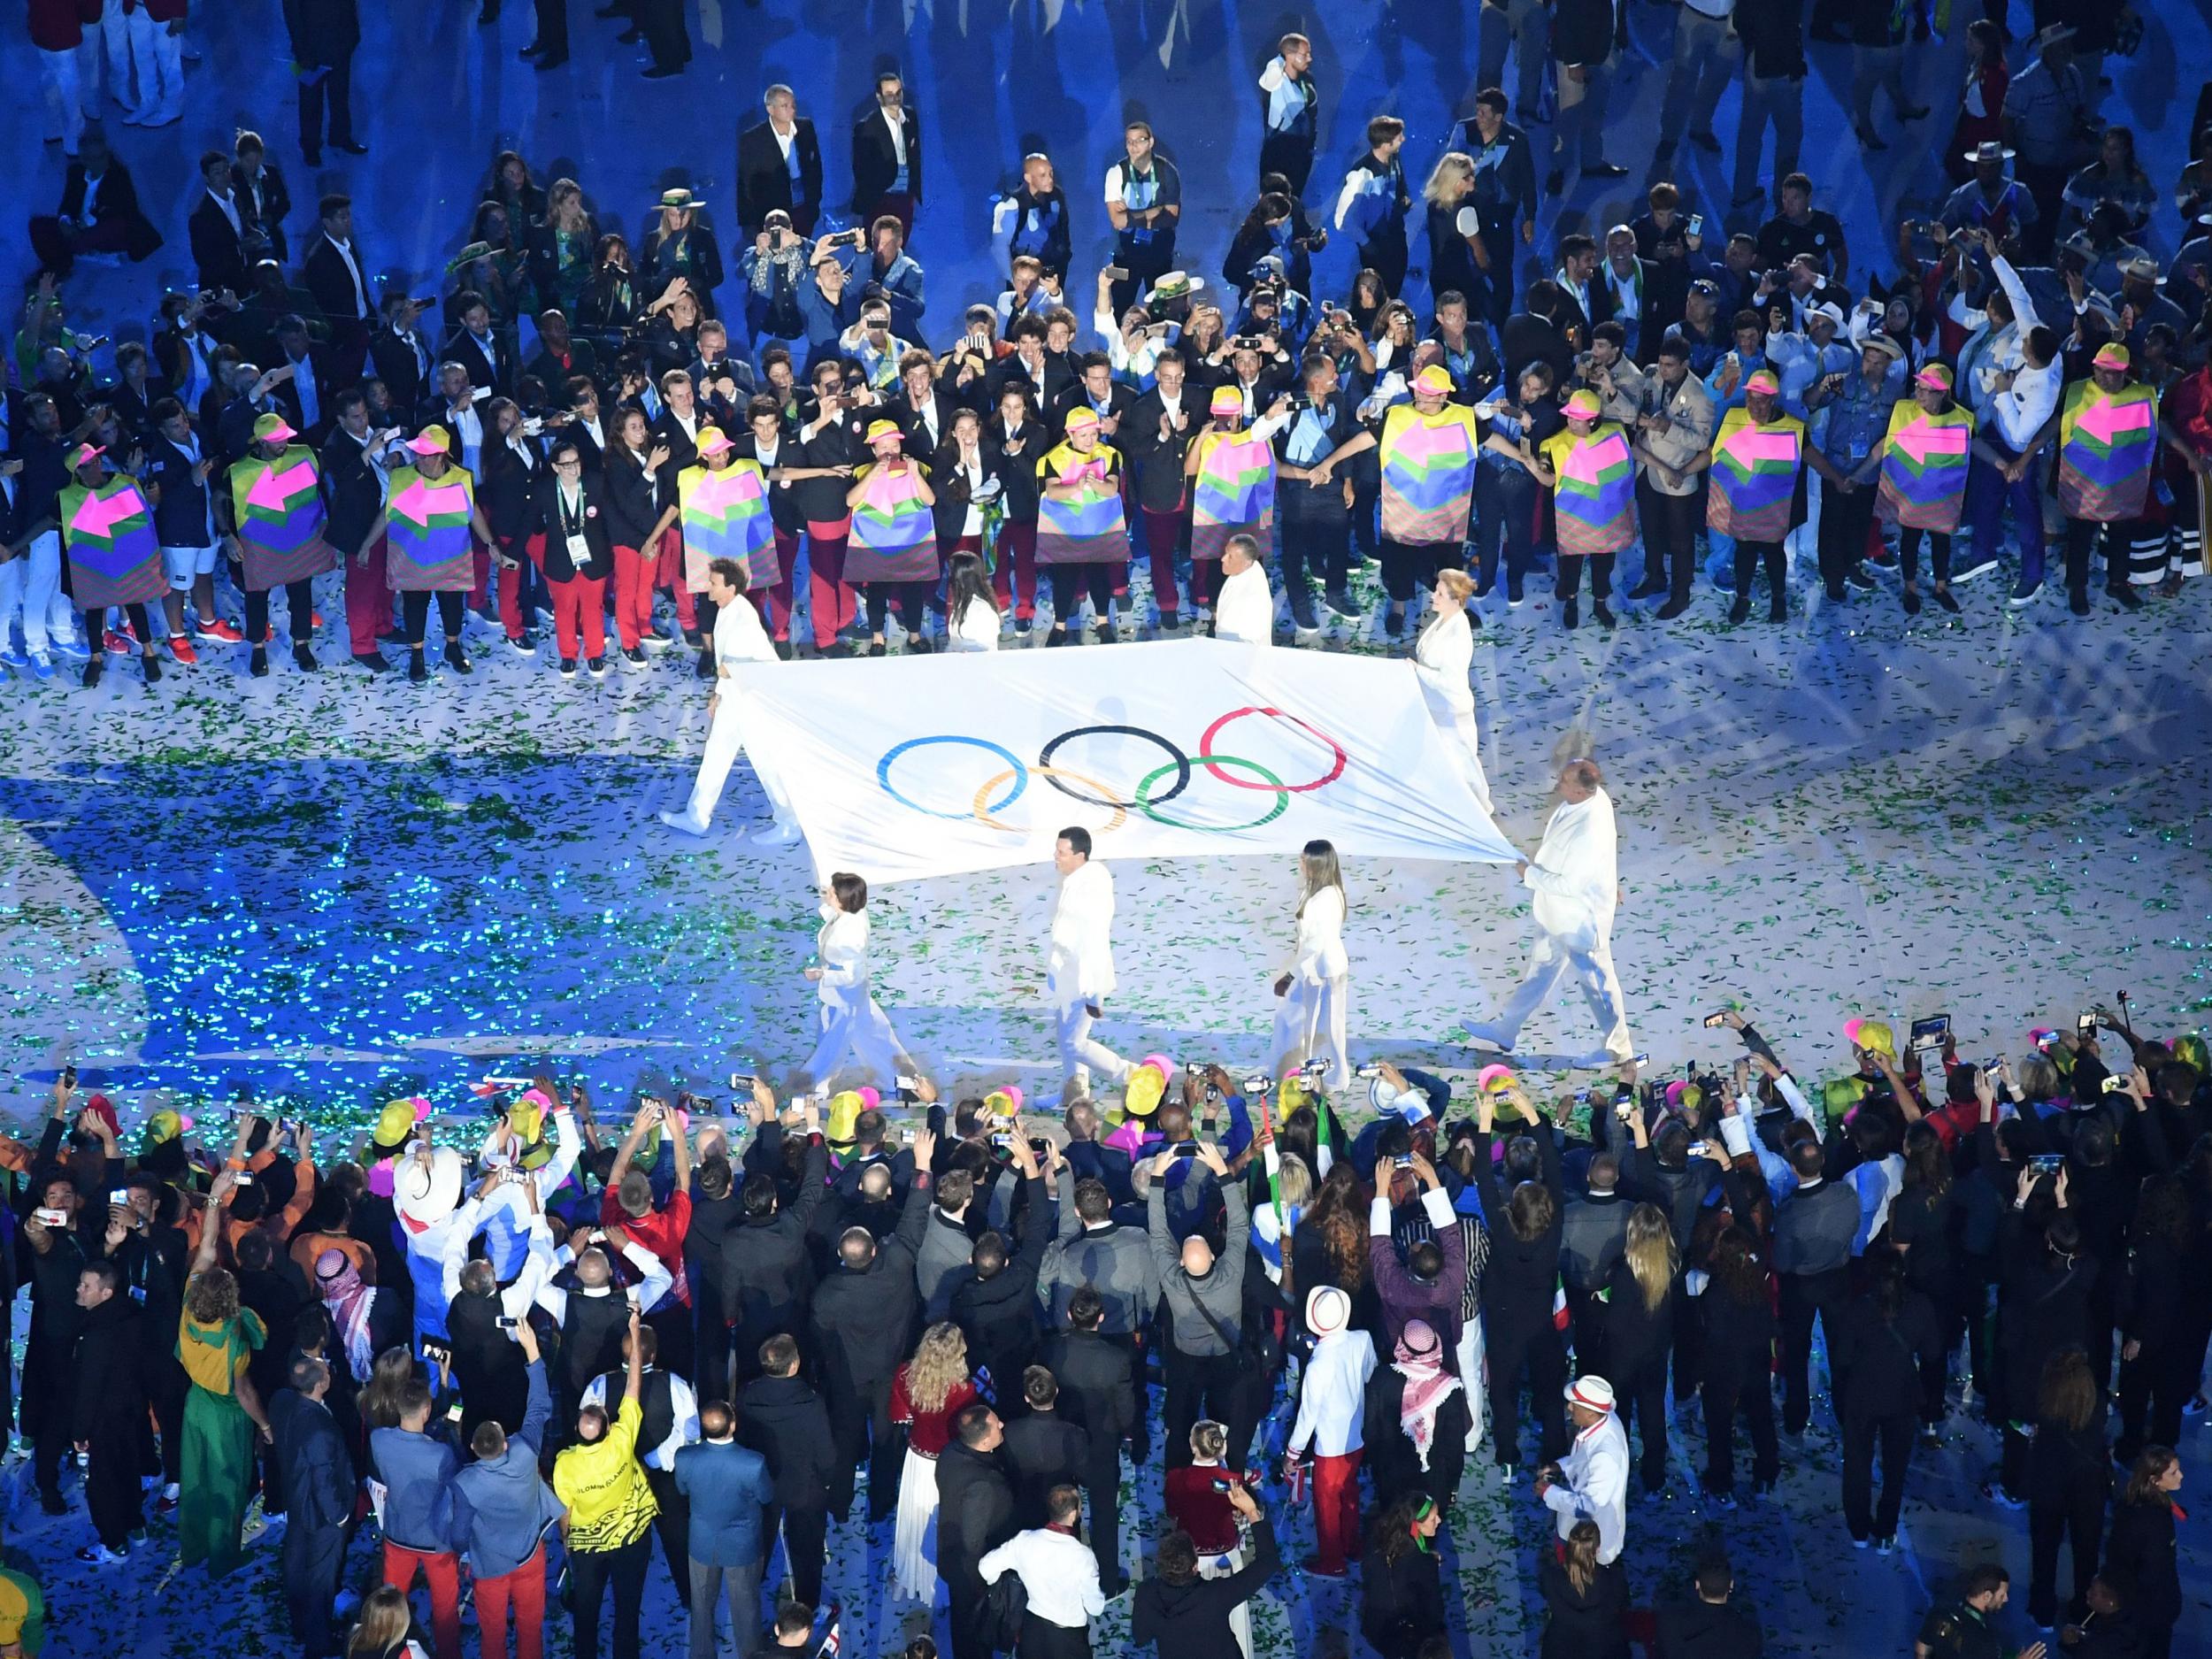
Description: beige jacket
1632,370,1716,496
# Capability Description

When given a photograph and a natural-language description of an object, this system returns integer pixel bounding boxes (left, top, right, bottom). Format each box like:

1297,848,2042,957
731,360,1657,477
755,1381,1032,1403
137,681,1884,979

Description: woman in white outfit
944,549,1000,652
799,871,912,1091
1271,839,1350,1084
1412,567,1494,816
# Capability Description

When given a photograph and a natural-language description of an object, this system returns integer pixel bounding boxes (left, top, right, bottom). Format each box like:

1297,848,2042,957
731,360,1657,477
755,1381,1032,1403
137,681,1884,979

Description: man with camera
1147,1138,1248,1469
1104,123,1183,319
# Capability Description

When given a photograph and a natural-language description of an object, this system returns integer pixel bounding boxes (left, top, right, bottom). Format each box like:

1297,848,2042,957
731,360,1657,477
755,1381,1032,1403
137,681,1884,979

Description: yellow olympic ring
971,766,1131,836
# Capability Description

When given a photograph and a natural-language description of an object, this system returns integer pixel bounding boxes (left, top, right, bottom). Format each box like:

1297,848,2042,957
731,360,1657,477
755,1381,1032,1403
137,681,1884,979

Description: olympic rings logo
876,709,1350,835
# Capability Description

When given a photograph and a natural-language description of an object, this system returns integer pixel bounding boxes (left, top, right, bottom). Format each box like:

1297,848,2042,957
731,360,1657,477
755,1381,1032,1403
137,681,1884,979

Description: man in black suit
270,1357,353,1659
321,388,397,669
271,314,340,444
850,70,923,237
301,194,379,373
1050,350,1138,442
738,85,825,237
368,294,435,423
1044,1288,1135,1595
280,0,365,165
937,1405,1017,1659
984,317,1072,414
233,132,293,264
28,127,163,279
441,292,511,396
188,151,250,296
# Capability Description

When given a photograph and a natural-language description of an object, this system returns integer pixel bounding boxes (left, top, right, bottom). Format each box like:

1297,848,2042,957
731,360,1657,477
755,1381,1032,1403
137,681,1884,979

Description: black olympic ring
1036,725,1193,810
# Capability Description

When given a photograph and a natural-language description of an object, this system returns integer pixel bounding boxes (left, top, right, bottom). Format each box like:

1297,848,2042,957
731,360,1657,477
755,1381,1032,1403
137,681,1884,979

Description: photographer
1105,122,1183,317
741,211,813,369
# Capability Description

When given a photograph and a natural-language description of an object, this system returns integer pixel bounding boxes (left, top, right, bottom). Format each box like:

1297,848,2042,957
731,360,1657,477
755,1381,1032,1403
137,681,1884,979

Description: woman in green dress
177,1170,273,1579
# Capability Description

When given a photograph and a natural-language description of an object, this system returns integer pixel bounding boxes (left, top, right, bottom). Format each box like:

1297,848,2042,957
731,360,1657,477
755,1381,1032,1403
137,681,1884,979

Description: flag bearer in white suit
1271,840,1350,1083
1047,826,1132,1097
1412,568,1493,816
1212,533,1275,644
1465,757,1634,1068
659,557,800,845
799,870,913,1090
1539,1374,1630,1564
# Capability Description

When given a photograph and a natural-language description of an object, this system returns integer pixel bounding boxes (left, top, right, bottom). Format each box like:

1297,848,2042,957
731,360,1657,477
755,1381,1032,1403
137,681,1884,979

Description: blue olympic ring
877,735,1029,820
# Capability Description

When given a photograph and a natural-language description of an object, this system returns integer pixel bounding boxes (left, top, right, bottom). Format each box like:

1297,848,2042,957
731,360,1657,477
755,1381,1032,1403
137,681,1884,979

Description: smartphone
2077,1011,2099,1036
1170,1141,1201,1159
233,1170,256,1187
446,1400,465,1423
421,1339,453,1367
1210,1476,1233,1494
60,1064,77,1089
1355,1062,1387,1079
728,1071,757,1091
1910,1015,1951,1053
1300,1057,1333,1079
1027,1137,1052,1156
2101,1075,2132,1095
496,1314,519,1330
1393,1154,1414,1169
1240,1072,1274,1096
32,1207,68,1228
1687,212,1705,238
2029,1153,2065,1175
1702,1012,1729,1029
1100,265,1129,281
895,1073,923,1095
108,1188,129,1206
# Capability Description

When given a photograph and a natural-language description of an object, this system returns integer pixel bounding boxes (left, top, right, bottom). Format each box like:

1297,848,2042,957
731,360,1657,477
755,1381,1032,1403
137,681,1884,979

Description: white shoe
657,809,709,836
1462,1022,1516,1053
1571,1048,1632,1070
751,820,802,847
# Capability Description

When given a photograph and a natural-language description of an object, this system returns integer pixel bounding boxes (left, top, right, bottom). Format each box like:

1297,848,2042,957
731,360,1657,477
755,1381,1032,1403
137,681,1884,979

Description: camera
1299,1057,1332,1079
2077,1011,2099,1036
1355,1062,1387,1079
1240,1072,1274,1096
895,1073,924,1098
1028,1137,1052,1156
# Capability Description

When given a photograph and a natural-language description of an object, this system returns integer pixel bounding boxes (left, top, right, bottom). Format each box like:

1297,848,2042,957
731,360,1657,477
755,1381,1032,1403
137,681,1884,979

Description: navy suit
270,1388,353,1659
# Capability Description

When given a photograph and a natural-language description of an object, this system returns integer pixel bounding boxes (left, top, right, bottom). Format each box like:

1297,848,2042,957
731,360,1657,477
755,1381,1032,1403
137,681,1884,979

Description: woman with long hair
528,179,597,319
1538,1518,1629,1659
577,234,639,338
1699,1224,1778,1503
1422,153,1484,315
943,550,1001,652
600,404,676,662
178,1174,273,1579
1888,1118,1959,1430
483,150,548,226
1834,1248,1942,1551
357,1344,419,1432
1413,568,1493,813
347,1585,429,1659
1271,840,1350,1084
889,1322,977,1605
798,871,914,1092
1602,1202,1679,1494
1357,1491,1446,1659
2107,1446,2185,1659
2027,1346,2111,1629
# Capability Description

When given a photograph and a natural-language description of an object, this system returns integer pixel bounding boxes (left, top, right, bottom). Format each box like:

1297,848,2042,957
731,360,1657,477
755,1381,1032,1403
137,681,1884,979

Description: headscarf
316,1248,376,1383
1392,1318,1463,1471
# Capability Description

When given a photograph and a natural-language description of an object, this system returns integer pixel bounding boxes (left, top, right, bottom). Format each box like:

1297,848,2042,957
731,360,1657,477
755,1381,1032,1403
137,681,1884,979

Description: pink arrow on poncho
245,458,319,512
68,484,148,539
1892,419,1969,467
2076,395,2154,445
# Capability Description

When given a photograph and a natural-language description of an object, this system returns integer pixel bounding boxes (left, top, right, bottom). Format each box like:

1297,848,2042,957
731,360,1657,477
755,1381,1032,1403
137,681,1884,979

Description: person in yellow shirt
553,1306,656,1659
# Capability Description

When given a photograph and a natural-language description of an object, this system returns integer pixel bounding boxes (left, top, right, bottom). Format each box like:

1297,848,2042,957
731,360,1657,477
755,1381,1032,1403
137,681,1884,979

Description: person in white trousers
1271,839,1349,1084
1212,533,1275,643
126,1,183,127
657,558,800,845
1464,756,1634,1069
99,0,144,121
798,869,913,1091
1413,568,1493,816
1047,826,1131,1098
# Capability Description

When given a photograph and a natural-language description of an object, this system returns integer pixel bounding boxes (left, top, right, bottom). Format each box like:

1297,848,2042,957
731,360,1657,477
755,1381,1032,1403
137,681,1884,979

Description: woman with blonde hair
345,1585,429,1659
1601,1201,1679,1494
1537,1518,1629,1659
1413,567,1492,813
1422,153,1484,311
178,1171,273,1579
1271,839,1350,1084
889,1322,978,1605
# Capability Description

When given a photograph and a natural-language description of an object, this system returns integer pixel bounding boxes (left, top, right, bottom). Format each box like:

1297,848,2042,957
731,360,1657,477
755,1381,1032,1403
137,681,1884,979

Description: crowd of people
10,9,2212,692
11,995,2208,1659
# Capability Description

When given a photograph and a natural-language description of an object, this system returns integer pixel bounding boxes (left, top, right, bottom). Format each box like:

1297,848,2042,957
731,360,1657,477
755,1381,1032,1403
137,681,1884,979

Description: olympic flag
727,638,1517,883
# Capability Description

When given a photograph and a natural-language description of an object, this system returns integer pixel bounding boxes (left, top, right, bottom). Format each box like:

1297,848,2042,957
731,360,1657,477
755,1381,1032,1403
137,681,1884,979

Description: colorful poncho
1705,409,1807,544
2055,380,2155,524
676,459,775,590
844,460,939,583
1033,442,1131,565
1876,401,1976,533
1539,422,1638,557
384,465,479,593
1379,403,1480,546
1189,427,1277,561
58,475,166,610
227,445,337,591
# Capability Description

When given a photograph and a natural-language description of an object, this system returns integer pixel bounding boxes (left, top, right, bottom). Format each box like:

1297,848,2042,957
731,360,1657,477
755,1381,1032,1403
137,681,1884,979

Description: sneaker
127,1529,149,1548
558,657,577,678
2008,580,2041,607
1323,588,1361,620
508,634,536,656
657,809,709,836
1852,1534,1871,1550
1291,600,1320,633
1876,1535,1897,1555
1845,564,1877,591
1156,611,1180,633
104,629,136,655
168,637,199,665
27,656,55,682
76,1543,127,1563
680,627,704,648
623,646,648,666
587,657,607,678
2186,1394,2208,1418
1506,579,1525,609
1014,616,1033,635
640,634,673,652
50,635,90,660
1950,553,2000,584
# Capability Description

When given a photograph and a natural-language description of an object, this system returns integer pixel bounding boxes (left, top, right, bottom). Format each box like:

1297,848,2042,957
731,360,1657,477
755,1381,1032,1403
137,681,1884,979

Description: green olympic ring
1132,753,1289,832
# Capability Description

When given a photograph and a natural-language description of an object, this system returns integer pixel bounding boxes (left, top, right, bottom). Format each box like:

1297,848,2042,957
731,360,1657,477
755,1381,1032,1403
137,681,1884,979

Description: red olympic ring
1196,707,1348,793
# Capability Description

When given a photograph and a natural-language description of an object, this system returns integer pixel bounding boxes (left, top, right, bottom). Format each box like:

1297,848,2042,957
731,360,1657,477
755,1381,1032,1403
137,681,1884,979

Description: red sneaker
168,636,200,666
197,618,246,643
310,611,325,629
104,630,134,655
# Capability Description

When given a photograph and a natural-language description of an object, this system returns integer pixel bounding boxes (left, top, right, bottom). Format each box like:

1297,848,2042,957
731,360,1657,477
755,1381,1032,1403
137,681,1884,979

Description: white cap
1565,1374,1617,1412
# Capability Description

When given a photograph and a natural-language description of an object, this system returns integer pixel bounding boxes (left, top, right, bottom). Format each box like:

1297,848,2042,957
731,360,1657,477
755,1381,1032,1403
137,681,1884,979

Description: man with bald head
1147,1140,1250,1468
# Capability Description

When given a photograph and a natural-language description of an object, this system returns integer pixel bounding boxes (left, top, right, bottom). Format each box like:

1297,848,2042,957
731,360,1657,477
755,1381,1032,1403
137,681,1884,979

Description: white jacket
1288,1326,1377,1457
1047,859,1117,1008
1293,885,1348,984
1213,560,1274,644
1543,1409,1628,1563
1413,608,1475,716
1525,788,1618,946
815,904,872,1007
712,592,779,672
948,595,1000,652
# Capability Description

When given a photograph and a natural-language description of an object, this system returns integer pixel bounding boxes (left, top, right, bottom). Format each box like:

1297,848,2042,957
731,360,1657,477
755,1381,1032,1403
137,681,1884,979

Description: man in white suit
1464,757,1634,1068
1047,826,1132,1097
659,558,799,845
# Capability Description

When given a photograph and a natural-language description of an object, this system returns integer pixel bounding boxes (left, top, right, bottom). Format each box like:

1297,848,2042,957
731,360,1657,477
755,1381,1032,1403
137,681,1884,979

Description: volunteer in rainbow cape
1184,385,1292,622
796,870,917,1093
57,442,165,687
1271,840,1351,1086
1875,362,1976,615
1706,369,1848,626
660,556,800,845
1048,826,1131,1098
1412,568,1493,815
676,424,777,671
1512,388,1640,632
730,395,808,656
844,419,939,656
2049,342,2159,616
1034,406,1129,647
362,425,498,683
1375,365,1484,639
223,411,339,676
1466,756,1636,1071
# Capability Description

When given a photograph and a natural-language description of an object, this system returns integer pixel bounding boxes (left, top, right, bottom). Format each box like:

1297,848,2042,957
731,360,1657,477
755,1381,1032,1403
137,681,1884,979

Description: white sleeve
533,1110,582,1204
1250,408,1293,442
1102,166,1124,208
1368,1194,1393,1237
441,1195,486,1306
1774,1071,1816,1121
1717,1110,1754,1158
624,1240,675,1310
1993,256,2041,332
1258,58,1287,94
1333,166,1371,233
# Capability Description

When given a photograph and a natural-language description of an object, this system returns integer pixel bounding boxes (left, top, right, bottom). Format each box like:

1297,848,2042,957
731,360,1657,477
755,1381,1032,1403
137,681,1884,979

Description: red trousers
549,573,607,660
1311,1448,1363,1573
1141,507,1187,615
382,1540,462,1659
345,537,391,657
655,525,698,633
993,519,1038,621
497,534,543,641
472,1541,546,1659
761,527,802,641
471,541,492,610
805,521,854,648
611,545,656,651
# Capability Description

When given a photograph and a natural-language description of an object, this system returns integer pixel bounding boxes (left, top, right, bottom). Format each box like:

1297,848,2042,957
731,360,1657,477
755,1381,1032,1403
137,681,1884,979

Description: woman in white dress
944,549,1001,652
1271,839,1351,1084
1412,567,1494,815
890,1321,979,1605
799,871,912,1091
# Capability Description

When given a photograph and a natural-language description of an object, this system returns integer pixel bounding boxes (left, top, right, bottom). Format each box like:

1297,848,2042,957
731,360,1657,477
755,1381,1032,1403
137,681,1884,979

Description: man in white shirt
979,1484,1106,1655
661,558,800,844
1283,1285,1375,1577
1047,828,1131,1096
1210,534,1274,643
434,362,487,480
1466,757,1634,1069
1961,256,2064,603
1539,1374,1629,1564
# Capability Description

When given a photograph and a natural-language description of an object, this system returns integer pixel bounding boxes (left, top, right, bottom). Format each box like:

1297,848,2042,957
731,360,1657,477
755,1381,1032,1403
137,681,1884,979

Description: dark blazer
734,1371,836,1513
480,439,546,541
889,388,960,460
319,426,387,554
671,1438,772,1568
59,161,163,261
1652,1598,1764,1659
233,162,291,263
189,192,250,296
1125,388,1199,515
601,444,668,549
369,326,435,422
737,119,824,231
269,1389,353,1534
282,0,361,66
934,1440,1015,1579
69,1294,145,1438
850,104,925,212
303,234,377,327
442,327,510,396
146,429,220,548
